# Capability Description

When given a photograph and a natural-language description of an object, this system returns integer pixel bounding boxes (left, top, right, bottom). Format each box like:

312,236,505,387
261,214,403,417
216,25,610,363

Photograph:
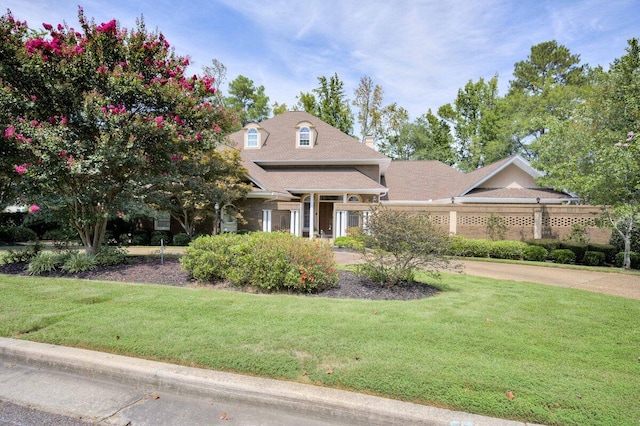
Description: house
225,111,581,240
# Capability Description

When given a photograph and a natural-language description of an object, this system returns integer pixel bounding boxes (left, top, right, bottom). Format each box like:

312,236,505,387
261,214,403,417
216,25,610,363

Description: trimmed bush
583,251,605,267
448,237,491,258
334,236,364,250
150,231,170,246
524,245,548,262
614,252,640,269
525,239,559,256
558,242,588,264
0,226,37,243
551,249,576,264
130,229,149,245
489,240,527,260
182,233,338,293
172,233,192,246
587,243,617,264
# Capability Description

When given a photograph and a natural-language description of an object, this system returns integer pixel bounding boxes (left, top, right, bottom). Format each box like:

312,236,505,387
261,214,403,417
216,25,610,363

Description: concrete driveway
334,250,640,300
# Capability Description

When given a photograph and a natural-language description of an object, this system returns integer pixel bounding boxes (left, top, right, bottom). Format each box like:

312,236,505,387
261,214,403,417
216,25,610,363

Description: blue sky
4,0,639,120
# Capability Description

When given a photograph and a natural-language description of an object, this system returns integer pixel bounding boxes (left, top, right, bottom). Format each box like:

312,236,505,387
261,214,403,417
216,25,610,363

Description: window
154,212,171,231
298,126,310,147
246,128,258,148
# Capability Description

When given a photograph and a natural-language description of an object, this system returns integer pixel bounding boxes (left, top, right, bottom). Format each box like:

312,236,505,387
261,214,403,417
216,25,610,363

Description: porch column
309,192,315,239
290,209,300,236
335,210,348,238
262,210,272,232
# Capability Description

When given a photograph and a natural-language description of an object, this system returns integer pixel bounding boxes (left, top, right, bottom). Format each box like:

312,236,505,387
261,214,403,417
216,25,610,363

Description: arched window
246,128,258,148
298,126,310,147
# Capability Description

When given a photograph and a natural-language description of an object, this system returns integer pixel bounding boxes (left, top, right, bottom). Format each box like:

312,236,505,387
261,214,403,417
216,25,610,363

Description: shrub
95,245,128,266
172,233,192,246
525,239,560,256
558,242,588,264
150,231,170,246
586,243,617,264
448,237,491,258
551,249,576,264
614,252,640,269
334,236,364,250
130,229,149,245
3,242,42,264
181,233,338,292
62,252,97,273
486,213,507,241
489,240,527,260
357,208,451,286
523,245,548,262
0,226,37,243
27,251,63,275
583,251,605,267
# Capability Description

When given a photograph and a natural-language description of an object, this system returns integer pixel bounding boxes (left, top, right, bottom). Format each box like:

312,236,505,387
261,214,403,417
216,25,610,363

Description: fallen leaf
372,310,378,315
354,354,360,361
326,368,333,374
302,369,308,376
506,391,515,400
151,393,160,400
486,318,493,322
219,412,230,420
576,394,582,399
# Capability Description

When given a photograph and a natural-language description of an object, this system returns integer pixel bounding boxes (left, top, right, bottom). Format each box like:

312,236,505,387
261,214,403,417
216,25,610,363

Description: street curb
0,338,538,426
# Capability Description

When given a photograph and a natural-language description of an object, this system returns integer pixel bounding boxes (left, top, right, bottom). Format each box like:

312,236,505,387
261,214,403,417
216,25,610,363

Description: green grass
1,272,639,425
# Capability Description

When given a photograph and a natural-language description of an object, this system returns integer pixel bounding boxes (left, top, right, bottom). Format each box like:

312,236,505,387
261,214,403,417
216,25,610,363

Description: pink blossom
42,23,53,30
96,19,117,35
615,142,622,147
30,120,39,127
171,155,183,162
60,116,68,126
5,125,16,138
28,205,40,213
214,125,221,133
57,24,64,31
196,133,203,141
97,66,108,73
14,164,28,174
30,95,37,101
154,116,164,128
59,150,68,158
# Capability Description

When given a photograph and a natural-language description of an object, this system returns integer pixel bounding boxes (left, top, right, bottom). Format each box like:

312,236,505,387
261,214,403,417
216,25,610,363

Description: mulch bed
0,256,439,300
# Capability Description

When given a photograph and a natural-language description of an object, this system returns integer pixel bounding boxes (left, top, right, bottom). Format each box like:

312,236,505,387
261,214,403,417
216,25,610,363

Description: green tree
533,39,640,269
271,102,288,115
145,148,249,236
411,111,456,164
506,41,591,155
297,73,354,135
438,75,513,171
352,75,383,141
375,103,409,157
226,75,270,125
0,9,233,254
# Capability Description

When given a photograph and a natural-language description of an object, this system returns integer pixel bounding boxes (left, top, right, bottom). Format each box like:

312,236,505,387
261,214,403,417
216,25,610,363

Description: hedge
551,249,576,264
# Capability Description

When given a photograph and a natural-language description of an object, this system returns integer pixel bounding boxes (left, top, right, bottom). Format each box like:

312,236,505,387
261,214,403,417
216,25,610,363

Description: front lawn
1,272,638,425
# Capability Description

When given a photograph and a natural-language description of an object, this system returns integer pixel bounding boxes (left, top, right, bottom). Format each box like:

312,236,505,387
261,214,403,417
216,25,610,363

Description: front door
318,202,334,238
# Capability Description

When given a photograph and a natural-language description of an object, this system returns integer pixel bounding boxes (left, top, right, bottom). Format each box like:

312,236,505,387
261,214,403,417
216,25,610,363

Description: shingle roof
227,111,390,165
265,167,387,193
382,160,465,201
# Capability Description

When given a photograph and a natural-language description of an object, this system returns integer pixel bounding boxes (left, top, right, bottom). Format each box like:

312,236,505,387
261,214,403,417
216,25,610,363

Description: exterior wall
238,199,612,245
378,203,611,243
480,164,537,188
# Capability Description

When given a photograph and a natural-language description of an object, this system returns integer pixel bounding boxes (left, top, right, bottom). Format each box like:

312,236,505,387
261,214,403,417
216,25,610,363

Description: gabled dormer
295,121,316,149
244,123,263,149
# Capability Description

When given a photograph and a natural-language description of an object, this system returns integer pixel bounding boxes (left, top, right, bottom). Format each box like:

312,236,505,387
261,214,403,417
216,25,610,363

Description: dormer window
296,122,314,148
298,127,310,147
246,127,259,148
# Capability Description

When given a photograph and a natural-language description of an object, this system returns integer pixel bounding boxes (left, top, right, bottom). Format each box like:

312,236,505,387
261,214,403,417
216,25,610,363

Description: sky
3,0,639,121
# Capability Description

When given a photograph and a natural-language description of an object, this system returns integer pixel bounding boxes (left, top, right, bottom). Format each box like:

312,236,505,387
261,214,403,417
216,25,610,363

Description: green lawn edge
1,271,638,425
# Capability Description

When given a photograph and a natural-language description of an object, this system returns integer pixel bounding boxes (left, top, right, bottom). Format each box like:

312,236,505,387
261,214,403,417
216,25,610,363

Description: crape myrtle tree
0,9,236,254
533,39,640,269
